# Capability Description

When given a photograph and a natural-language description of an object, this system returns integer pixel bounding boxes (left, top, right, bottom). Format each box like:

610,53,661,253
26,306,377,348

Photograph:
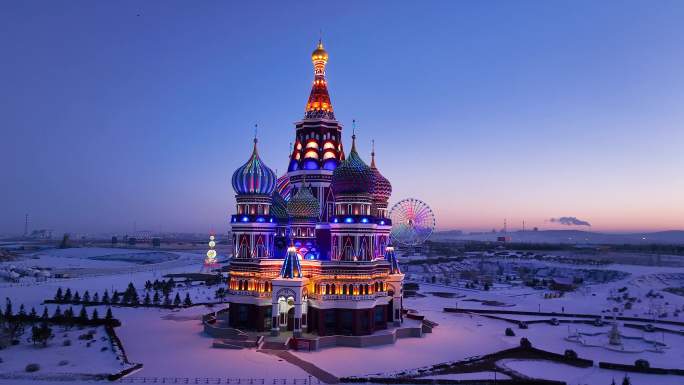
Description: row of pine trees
53,281,193,307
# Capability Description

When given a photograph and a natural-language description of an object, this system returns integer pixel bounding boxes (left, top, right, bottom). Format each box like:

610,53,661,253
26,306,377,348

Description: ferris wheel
389,198,436,246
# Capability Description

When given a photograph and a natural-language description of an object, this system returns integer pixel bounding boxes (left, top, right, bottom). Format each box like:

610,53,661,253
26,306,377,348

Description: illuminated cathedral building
225,41,404,337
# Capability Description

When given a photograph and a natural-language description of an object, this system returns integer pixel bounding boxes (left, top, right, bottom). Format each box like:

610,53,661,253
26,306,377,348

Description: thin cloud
549,217,591,226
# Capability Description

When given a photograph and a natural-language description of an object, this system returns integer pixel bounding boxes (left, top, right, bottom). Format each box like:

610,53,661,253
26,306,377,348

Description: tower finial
252,124,259,154
351,119,357,151
306,39,333,119
371,139,376,168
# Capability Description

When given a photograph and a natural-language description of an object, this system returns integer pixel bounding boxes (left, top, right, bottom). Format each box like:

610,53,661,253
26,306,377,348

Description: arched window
304,150,319,159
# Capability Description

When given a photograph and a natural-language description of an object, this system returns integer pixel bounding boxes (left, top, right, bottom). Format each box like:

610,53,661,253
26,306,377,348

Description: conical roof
385,246,401,275
280,245,302,279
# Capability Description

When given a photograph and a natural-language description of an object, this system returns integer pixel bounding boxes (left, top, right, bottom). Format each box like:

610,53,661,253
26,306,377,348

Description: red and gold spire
305,39,335,120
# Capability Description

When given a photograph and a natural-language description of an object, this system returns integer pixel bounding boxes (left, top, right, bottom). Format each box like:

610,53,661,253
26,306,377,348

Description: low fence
598,362,684,376
444,307,684,327
341,377,565,385
105,323,144,380
117,377,320,384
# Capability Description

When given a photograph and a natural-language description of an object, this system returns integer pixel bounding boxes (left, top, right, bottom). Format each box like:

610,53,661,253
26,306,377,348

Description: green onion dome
331,136,373,196
286,185,320,220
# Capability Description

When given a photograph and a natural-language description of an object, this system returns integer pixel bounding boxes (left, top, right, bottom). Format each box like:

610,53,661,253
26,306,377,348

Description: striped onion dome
370,148,392,203
231,138,276,196
331,135,373,196
271,191,289,221
286,184,320,220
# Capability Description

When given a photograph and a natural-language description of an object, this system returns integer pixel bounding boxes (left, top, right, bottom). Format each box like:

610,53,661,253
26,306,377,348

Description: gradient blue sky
2,1,683,235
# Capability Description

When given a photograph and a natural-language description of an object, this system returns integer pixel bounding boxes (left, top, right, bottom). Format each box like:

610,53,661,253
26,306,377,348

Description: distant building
550,277,576,291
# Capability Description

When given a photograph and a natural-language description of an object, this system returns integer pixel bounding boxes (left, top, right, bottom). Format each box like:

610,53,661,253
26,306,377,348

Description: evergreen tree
30,322,52,347
64,288,72,302
163,293,171,307
4,297,12,318
63,307,74,330
143,292,151,305
73,291,81,303
18,304,27,320
105,307,113,321
52,306,62,321
173,293,181,306
621,375,631,385
144,280,152,291
102,290,110,304
215,288,226,301
29,307,38,319
83,290,90,303
78,305,88,322
41,307,49,321
183,292,192,306
93,292,100,303
54,287,63,301
91,308,99,322
162,279,173,296
131,290,140,305
152,291,160,305
111,291,121,304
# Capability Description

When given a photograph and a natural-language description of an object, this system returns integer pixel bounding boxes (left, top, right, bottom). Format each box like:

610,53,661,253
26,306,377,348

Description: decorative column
293,297,303,337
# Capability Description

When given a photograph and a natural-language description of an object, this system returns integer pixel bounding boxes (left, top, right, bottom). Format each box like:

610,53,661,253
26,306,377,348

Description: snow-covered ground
0,325,122,378
2,246,684,384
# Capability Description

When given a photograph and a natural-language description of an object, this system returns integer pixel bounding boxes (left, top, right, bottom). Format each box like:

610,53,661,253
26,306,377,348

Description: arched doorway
278,295,296,331
287,307,295,331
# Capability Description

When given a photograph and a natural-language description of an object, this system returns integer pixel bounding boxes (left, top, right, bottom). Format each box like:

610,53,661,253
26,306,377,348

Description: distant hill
432,229,684,245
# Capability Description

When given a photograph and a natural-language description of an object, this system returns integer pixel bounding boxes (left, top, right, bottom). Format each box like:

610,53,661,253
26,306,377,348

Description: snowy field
0,325,122,379
2,246,684,384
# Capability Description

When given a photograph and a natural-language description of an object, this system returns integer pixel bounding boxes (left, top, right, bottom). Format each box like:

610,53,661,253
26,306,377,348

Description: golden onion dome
311,40,328,62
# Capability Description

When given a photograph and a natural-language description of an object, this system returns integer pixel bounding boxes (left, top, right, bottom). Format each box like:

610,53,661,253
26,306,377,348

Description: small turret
280,244,303,279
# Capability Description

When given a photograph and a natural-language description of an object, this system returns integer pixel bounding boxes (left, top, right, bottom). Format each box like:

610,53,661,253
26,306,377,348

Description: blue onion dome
331,135,374,196
231,138,276,196
370,148,392,202
271,191,289,220
286,184,320,220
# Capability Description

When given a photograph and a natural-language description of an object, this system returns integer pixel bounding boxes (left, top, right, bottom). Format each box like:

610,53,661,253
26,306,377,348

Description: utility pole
24,213,29,237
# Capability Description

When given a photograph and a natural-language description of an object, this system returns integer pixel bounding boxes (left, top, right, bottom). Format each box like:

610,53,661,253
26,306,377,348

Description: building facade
226,41,404,337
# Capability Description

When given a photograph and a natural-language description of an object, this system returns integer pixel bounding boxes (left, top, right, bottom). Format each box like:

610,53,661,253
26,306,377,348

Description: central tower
286,40,344,235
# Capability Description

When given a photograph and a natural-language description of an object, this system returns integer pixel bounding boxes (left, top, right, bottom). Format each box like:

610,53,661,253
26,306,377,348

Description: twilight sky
2,1,683,235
